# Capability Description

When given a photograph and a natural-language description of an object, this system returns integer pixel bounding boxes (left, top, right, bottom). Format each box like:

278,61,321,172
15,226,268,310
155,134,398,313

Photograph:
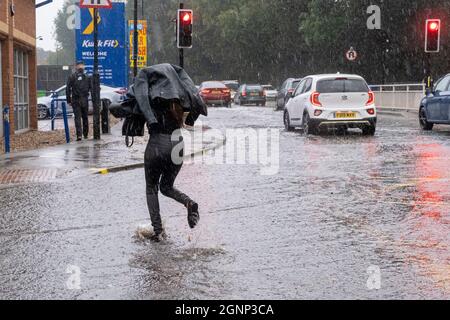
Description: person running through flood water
134,64,208,242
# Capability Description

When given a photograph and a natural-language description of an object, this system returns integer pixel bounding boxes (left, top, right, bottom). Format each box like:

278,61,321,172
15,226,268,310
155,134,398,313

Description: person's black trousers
144,133,192,235
72,97,89,139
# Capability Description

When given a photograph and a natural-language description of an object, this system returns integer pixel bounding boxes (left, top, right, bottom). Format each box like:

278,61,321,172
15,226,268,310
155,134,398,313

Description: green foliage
50,0,450,85
50,0,76,65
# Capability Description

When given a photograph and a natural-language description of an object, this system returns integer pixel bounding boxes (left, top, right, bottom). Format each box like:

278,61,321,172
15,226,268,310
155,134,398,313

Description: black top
147,99,182,135
66,71,92,104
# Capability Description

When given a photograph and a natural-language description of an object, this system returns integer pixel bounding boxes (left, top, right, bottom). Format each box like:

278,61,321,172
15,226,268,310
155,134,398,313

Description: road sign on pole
80,0,112,9
79,0,112,139
346,47,358,62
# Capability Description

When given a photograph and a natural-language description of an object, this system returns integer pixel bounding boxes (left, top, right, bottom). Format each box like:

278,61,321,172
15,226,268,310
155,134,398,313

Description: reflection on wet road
0,107,449,299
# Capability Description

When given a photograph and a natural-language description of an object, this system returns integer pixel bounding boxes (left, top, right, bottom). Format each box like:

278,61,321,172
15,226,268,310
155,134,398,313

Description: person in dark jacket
66,61,92,141
144,99,199,242
133,64,207,242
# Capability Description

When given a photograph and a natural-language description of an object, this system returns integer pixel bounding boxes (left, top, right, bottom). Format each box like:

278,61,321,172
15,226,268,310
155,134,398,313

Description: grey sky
36,0,65,51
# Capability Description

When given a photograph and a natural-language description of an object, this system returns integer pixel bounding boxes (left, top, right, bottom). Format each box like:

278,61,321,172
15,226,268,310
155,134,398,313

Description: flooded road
0,107,449,299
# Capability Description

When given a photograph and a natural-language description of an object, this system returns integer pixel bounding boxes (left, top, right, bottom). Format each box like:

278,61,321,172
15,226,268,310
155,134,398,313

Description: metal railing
369,83,425,111
3,105,10,153
50,96,71,144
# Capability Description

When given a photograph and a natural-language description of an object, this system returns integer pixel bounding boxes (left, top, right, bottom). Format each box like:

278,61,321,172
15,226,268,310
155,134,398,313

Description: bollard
51,92,57,131
61,102,70,143
3,105,10,154
101,99,110,134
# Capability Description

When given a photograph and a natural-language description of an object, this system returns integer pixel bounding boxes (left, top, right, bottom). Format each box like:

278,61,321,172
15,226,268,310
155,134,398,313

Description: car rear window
202,82,227,89
290,80,301,89
224,83,239,91
246,85,263,91
317,78,369,93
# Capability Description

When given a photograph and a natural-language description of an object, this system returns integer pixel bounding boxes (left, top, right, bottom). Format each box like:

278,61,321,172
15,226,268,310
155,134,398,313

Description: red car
199,81,232,108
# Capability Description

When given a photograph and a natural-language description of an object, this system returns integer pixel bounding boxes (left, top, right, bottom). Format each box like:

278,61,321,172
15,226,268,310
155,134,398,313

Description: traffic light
177,9,193,48
425,19,441,53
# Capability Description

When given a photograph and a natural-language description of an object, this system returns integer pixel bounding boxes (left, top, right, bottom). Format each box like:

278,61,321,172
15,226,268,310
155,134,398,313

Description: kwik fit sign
76,2,128,88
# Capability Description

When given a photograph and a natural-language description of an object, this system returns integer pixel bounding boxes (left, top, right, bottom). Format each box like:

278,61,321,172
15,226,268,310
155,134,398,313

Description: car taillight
310,91,322,107
367,108,375,115
222,89,231,94
201,89,211,95
260,91,265,97
242,91,247,97
288,89,294,94
366,91,375,106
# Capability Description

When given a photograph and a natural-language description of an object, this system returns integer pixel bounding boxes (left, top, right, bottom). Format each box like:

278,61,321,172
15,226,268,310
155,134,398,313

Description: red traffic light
425,19,441,53
177,9,193,48
182,13,191,23
428,21,439,31
179,10,193,25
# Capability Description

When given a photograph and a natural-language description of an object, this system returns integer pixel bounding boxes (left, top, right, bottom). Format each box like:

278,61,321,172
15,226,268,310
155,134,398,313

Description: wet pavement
0,105,449,299
0,122,218,182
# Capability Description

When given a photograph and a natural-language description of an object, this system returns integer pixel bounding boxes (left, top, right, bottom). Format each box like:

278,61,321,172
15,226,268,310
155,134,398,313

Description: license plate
335,112,356,119
250,93,259,96
212,91,221,94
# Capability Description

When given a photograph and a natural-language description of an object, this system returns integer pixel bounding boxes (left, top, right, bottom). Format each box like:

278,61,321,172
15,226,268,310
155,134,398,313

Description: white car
37,84,127,120
262,85,278,101
284,74,377,135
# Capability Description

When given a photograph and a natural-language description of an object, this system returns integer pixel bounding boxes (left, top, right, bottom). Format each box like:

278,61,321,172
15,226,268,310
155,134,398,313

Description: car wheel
38,105,49,120
362,125,376,136
284,110,294,132
336,127,347,136
419,107,434,131
303,112,317,135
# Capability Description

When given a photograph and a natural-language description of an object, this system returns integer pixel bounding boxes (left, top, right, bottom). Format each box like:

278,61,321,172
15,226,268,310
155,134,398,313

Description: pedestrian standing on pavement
133,64,208,242
66,61,92,141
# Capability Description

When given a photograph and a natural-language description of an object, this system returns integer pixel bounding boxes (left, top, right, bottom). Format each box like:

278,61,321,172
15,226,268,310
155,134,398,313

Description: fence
370,83,425,112
50,97,70,144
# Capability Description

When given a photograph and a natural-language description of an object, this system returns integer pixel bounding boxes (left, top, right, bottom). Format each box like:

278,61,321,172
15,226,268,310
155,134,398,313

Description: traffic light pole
93,8,101,140
179,2,184,68
425,53,432,89
179,48,184,69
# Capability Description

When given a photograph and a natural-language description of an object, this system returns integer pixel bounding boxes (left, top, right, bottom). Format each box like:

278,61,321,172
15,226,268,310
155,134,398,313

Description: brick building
0,0,37,138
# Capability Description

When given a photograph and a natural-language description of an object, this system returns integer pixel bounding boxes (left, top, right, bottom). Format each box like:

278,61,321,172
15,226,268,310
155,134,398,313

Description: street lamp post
133,0,138,78
93,8,101,140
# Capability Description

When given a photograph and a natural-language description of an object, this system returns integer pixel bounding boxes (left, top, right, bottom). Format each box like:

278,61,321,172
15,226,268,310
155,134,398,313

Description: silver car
37,85,127,120
262,85,278,101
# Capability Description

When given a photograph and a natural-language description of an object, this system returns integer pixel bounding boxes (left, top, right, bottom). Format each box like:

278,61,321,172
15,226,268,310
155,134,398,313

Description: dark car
199,81,232,108
276,78,302,111
234,84,266,106
223,80,240,100
419,74,450,131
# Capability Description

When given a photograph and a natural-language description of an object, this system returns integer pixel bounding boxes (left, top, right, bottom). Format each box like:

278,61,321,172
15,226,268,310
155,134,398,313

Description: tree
51,0,76,65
